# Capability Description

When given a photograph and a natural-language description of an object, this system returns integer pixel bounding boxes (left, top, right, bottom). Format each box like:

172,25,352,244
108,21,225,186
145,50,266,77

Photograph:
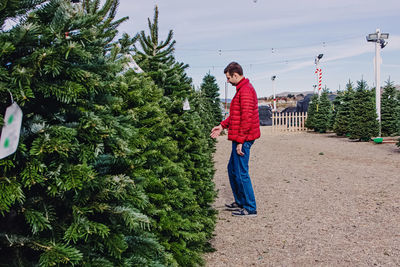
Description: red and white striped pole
317,68,322,96
315,54,324,98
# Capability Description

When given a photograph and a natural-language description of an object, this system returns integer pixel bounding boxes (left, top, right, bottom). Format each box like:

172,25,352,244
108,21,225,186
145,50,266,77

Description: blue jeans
227,140,256,212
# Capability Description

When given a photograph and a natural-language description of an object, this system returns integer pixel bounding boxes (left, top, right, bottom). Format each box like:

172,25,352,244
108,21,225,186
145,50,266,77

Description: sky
112,0,400,99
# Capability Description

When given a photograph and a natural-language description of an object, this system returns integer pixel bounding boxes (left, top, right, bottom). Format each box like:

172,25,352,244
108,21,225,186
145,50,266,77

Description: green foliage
330,91,342,130
305,94,319,130
1,2,217,266
381,79,400,137
348,80,379,141
0,0,47,30
39,243,83,266
333,80,355,136
0,177,24,214
0,1,168,266
134,6,217,266
200,73,223,128
198,73,222,152
397,92,400,149
312,89,332,133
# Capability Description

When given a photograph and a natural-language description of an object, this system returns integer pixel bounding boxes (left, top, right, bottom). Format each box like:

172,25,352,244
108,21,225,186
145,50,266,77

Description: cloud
114,0,400,95
151,0,400,44
250,34,400,80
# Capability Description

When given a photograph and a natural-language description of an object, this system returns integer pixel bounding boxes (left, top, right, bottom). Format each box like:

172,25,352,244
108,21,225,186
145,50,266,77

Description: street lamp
366,28,389,136
315,54,323,97
224,82,228,119
271,75,277,111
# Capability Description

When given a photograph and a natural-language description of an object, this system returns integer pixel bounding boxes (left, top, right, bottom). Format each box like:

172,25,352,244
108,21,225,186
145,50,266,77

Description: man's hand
210,124,223,139
236,143,244,156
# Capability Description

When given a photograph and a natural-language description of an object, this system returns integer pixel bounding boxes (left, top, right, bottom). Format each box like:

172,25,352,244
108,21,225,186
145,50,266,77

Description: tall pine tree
199,73,222,151
312,89,332,133
333,80,355,136
348,80,379,141
381,78,400,137
330,90,342,130
200,73,223,129
305,94,319,130
133,6,216,266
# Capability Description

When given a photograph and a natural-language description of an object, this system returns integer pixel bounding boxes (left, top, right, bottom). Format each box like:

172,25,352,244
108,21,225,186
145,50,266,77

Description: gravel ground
204,127,400,267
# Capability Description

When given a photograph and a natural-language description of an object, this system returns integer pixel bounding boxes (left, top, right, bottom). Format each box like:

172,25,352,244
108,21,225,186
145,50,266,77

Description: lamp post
366,28,389,136
271,75,276,111
224,82,228,119
314,54,323,97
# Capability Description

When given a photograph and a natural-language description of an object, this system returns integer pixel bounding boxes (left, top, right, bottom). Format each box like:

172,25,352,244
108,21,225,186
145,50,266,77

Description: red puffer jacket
221,78,260,143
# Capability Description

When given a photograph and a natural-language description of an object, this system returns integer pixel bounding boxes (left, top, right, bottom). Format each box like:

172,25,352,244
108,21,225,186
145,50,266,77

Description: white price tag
183,98,190,111
0,102,23,159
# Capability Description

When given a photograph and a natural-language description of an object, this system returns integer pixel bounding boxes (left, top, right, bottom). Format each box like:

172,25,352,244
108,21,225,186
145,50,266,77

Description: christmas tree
333,80,355,136
133,6,217,266
381,78,400,137
305,93,319,130
395,81,400,148
0,0,47,29
330,90,343,130
0,0,47,119
199,73,222,151
348,80,379,141
0,1,168,265
200,73,223,130
312,89,332,133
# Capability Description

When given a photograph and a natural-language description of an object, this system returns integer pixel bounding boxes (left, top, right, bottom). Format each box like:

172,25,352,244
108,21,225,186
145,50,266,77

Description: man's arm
220,115,230,129
210,116,230,139
210,124,223,138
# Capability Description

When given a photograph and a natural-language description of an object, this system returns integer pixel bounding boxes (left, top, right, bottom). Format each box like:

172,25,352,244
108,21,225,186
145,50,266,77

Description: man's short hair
224,62,243,76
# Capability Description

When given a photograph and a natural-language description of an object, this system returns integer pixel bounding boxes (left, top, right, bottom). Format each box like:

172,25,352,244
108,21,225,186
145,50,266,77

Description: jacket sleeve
237,87,255,143
220,115,230,129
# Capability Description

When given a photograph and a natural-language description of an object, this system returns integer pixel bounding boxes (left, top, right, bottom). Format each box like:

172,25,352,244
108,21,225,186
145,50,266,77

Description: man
210,62,260,217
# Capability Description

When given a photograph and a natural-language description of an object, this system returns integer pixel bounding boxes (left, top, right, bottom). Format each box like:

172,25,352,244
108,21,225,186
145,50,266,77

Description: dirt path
205,127,400,266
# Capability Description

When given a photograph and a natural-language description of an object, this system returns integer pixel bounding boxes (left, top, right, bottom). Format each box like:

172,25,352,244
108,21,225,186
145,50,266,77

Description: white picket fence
272,112,308,131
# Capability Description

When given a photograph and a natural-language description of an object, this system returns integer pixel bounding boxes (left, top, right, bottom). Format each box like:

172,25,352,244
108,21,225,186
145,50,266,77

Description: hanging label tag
183,98,190,111
0,102,23,159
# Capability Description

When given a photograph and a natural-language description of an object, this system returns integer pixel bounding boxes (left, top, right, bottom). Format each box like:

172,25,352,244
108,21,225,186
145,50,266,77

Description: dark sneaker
232,208,257,217
225,202,242,211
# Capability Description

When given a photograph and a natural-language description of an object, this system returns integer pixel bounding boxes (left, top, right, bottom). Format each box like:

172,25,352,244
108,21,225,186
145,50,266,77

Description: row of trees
0,1,222,266
306,79,400,143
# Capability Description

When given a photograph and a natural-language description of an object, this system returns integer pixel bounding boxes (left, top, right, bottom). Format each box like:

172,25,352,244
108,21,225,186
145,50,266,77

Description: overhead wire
177,34,363,71
175,34,361,53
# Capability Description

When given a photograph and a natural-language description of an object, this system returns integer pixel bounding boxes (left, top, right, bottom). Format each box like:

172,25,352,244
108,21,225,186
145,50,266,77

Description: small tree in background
200,73,223,130
397,89,400,149
330,90,343,130
305,94,319,130
194,88,217,152
348,80,379,141
381,78,400,136
199,73,222,151
333,80,355,136
312,89,332,133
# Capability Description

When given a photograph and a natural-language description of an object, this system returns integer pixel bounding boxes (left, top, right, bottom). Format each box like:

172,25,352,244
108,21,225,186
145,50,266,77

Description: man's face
226,73,239,86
